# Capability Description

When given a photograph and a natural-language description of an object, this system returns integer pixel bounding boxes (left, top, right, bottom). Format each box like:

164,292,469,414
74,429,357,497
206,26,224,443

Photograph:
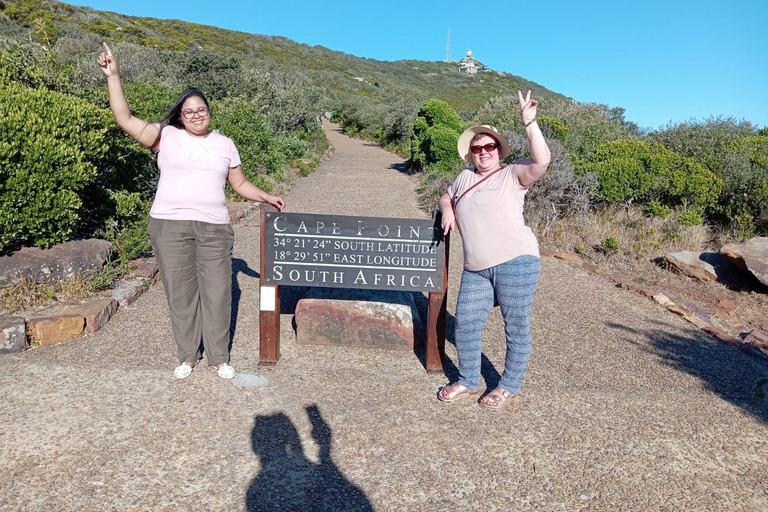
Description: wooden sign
263,212,446,292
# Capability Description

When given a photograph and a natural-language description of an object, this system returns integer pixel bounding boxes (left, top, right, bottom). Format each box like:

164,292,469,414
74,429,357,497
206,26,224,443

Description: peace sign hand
517,89,538,126
97,42,119,77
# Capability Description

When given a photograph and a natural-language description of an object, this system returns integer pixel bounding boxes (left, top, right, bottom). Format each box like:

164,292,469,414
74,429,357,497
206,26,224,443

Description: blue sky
68,0,767,131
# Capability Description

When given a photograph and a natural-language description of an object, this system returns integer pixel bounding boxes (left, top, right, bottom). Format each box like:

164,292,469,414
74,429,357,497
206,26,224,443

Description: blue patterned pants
455,255,540,393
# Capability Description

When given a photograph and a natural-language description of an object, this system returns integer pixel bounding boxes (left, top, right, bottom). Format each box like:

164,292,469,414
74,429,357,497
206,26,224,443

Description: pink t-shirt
149,125,241,224
447,164,539,271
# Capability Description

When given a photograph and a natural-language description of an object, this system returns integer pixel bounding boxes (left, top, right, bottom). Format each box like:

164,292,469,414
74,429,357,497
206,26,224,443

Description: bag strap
451,167,503,213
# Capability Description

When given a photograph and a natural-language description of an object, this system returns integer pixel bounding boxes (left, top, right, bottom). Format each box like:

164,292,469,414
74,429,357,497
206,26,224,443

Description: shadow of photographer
246,405,373,512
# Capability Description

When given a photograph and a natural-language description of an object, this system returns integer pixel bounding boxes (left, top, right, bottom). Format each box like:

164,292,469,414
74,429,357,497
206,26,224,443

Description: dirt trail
1,120,767,511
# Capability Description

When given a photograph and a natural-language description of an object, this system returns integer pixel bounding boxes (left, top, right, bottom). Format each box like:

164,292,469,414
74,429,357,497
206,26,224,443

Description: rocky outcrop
295,288,422,350
664,251,721,282
0,238,112,287
0,239,112,287
720,237,768,287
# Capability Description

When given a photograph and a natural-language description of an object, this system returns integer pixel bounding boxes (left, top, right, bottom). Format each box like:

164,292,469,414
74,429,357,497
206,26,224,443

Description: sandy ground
1,120,767,512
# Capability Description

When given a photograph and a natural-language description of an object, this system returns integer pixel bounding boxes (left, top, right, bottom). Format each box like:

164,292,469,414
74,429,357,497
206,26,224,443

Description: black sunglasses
470,142,499,154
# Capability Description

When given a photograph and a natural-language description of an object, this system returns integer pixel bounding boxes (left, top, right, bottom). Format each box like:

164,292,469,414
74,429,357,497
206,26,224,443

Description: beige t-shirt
447,164,540,271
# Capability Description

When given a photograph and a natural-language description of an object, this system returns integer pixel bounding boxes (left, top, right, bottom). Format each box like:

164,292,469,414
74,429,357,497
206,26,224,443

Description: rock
716,298,739,311
679,301,713,326
111,279,150,307
621,282,656,297
553,252,584,265
664,251,721,282
131,259,159,280
66,298,119,333
0,239,112,287
682,314,710,329
720,237,768,287
227,203,257,225
0,317,26,354
27,315,85,346
294,288,422,350
702,326,743,347
744,329,768,355
652,293,674,306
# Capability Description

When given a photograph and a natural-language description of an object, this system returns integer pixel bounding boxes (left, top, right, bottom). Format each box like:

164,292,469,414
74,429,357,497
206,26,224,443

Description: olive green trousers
147,217,234,366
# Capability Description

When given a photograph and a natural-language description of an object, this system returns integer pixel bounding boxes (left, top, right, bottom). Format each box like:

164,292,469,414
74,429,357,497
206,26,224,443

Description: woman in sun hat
437,90,550,409
98,42,284,380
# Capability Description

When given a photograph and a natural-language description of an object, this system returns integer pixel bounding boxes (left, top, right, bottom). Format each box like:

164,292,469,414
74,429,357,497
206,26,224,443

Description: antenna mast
445,27,452,62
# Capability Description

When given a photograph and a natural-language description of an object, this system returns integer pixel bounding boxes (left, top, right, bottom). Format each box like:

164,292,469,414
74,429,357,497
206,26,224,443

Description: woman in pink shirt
437,91,550,409
98,43,284,380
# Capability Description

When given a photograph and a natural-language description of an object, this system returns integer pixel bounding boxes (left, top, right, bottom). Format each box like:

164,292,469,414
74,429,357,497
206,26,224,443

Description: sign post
258,204,448,371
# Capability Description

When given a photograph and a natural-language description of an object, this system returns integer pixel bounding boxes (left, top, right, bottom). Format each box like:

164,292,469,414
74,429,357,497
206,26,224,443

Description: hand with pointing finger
97,42,119,78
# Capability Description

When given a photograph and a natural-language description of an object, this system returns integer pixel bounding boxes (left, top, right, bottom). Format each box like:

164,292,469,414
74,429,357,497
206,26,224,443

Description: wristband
523,118,536,128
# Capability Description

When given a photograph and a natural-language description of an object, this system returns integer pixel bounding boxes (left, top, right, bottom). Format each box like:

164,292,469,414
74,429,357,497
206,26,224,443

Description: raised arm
97,42,160,148
515,90,551,188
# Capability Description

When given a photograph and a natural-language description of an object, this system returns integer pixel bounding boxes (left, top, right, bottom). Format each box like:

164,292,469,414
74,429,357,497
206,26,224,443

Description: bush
648,116,756,173
0,81,111,252
539,116,569,142
212,98,286,191
714,135,768,236
601,237,620,254
577,140,722,211
642,201,671,218
407,99,463,174
678,209,703,227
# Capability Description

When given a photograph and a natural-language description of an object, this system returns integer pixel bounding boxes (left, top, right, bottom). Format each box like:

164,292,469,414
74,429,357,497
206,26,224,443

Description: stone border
1,204,259,354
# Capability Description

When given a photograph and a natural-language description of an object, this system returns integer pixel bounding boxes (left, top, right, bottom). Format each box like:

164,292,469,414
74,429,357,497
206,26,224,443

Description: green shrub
648,116,756,173
539,116,569,142
678,209,703,227
577,140,722,211
0,82,111,253
407,99,463,174
212,98,286,191
601,237,620,254
414,98,463,133
714,135,768,236
642,201,671,218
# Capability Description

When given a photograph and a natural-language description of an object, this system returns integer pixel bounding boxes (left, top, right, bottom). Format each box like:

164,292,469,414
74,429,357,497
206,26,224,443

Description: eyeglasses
181,107,209,119
470,142,499,154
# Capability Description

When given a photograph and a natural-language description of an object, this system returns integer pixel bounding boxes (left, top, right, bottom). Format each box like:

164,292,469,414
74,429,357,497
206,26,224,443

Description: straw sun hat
457,124,511,163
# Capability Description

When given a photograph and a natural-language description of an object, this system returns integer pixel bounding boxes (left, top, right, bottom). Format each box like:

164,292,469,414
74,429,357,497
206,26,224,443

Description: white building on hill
458,50,490,74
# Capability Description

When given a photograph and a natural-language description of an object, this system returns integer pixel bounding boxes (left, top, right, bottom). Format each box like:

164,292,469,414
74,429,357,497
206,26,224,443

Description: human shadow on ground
230,258,259,349
246,405,374,512
608,320,768,423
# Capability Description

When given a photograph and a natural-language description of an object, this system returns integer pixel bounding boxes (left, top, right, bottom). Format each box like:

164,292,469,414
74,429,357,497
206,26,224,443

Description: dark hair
150,87,210,151
161,87,210,129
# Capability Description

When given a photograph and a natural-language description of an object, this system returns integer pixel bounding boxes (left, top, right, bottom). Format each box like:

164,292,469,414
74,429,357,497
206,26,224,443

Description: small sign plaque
263,212,445,292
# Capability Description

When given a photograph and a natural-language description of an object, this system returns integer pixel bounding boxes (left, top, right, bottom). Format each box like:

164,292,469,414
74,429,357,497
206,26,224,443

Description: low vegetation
1,0,766,310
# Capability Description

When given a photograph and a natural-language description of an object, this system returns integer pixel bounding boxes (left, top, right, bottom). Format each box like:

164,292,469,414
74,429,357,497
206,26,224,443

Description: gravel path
1,121,767,511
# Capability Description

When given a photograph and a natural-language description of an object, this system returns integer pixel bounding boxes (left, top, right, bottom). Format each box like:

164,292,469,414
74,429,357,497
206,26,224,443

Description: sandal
217,363,235,379
437,382,479,403
479,388,516,410
173,357,202,379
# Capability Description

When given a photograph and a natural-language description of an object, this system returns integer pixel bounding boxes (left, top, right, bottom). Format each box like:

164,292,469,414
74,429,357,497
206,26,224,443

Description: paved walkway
1,121,767,511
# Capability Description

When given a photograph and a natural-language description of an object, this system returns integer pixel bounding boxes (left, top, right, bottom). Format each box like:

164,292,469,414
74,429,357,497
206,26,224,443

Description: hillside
0,0,569,112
